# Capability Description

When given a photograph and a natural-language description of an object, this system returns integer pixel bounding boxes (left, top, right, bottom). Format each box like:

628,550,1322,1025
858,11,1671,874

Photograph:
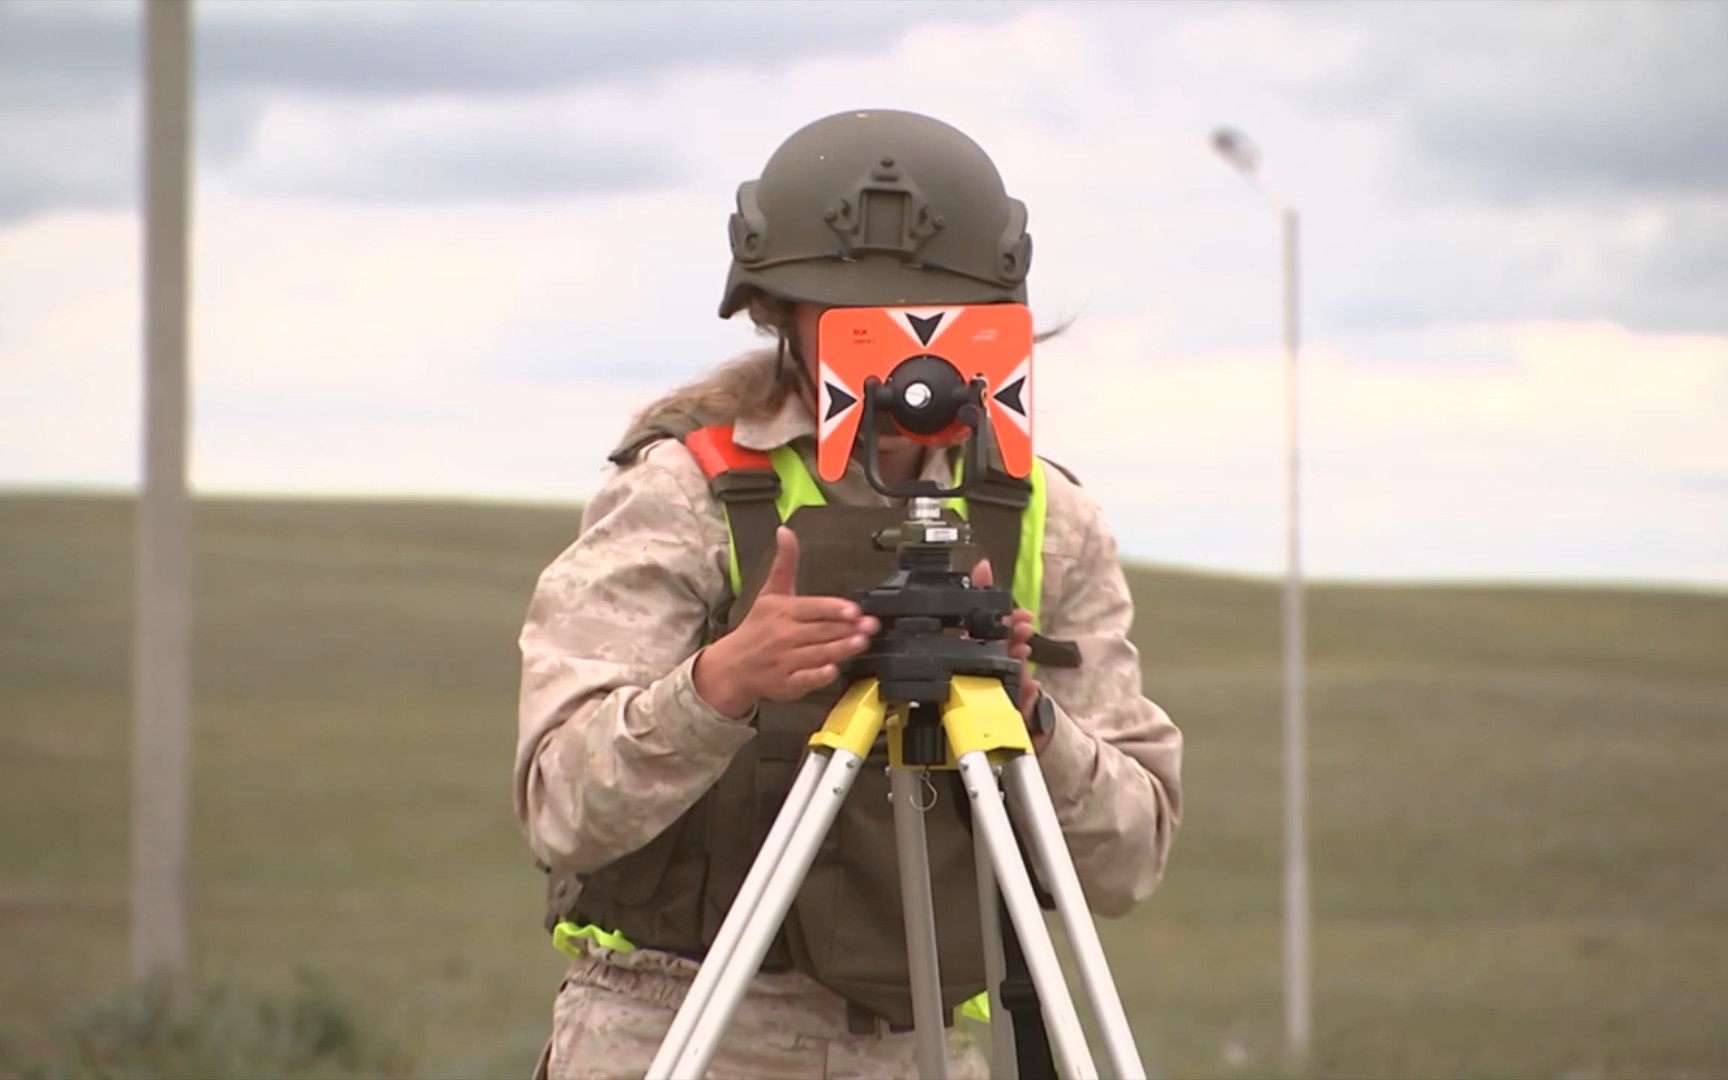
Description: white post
1211,127,1310,1063
134,0,195,990
1279,203,1309,1060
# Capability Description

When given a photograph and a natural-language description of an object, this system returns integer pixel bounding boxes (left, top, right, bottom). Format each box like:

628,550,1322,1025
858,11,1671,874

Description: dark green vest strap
963,465,1029,597
712,470,782,590
965,466,1082,670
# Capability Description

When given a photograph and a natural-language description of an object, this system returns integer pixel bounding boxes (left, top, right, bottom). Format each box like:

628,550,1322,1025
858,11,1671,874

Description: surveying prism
644,304,1148,1080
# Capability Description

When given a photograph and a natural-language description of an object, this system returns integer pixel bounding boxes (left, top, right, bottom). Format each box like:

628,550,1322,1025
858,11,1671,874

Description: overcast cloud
1296,0,1728,202
2,0,1724,587
0,0,1046,217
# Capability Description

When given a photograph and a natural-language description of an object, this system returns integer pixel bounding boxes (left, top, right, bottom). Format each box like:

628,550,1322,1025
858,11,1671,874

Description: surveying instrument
644,305,1147,1080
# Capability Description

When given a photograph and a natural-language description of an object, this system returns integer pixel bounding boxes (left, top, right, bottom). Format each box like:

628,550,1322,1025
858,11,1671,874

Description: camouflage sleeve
1030,475,1185,917
513,439,755,874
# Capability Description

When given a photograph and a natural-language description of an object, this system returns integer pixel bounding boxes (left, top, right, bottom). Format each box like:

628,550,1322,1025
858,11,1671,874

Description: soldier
514,108,1184,1079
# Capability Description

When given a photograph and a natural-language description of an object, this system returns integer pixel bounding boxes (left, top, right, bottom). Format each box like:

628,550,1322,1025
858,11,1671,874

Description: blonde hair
615,289,1073,452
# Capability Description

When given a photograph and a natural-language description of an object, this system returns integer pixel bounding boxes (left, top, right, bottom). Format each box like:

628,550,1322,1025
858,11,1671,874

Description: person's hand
693,527,879,719
969,558,1049,753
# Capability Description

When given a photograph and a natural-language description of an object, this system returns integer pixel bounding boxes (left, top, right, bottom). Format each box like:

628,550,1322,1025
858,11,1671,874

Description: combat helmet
719,109,1033,318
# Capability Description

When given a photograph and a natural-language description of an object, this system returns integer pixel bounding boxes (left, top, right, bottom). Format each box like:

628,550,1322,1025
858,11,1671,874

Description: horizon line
5,482,1725,598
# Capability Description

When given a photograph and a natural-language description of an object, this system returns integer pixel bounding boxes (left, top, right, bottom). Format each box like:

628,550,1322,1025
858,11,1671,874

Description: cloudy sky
3,0,1725,587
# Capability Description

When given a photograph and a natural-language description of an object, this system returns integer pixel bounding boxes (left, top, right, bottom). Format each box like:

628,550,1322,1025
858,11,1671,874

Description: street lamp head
1211,125,1290,213
1212,126,1260,175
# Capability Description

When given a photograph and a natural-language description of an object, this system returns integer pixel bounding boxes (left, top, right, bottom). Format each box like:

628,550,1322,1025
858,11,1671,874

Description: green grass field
3,492,1725,1079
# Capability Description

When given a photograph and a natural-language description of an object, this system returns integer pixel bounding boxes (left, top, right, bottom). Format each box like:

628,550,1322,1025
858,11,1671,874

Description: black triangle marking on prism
825,381,858,422
907,312,944,346
994,376,1027,416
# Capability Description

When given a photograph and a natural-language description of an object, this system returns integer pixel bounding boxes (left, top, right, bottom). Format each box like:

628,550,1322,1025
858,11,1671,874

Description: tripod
644,376,1148,1080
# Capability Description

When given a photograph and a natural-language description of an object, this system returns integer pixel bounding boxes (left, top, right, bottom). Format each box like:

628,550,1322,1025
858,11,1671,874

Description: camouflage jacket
513,386,1184,918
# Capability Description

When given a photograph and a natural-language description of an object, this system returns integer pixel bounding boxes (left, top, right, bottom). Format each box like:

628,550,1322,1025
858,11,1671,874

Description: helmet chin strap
778,332,819,408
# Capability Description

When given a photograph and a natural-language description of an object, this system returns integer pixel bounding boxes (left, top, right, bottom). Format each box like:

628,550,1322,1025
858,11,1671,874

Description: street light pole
135,0,195,991
1211,126,1310,1063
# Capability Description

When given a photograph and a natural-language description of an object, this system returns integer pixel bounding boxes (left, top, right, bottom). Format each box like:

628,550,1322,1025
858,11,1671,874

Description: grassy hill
2,492,1725,1079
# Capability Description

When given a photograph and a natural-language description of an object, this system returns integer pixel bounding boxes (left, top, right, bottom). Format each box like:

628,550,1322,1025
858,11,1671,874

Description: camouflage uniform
538,944,994,1079
515,383,1184,1079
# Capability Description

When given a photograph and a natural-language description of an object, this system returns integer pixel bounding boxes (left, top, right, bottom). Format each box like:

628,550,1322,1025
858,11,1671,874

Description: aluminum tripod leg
643,749,828,1079
958,749,1101,1080
973,809,1019,1078
1005,755,1151,1079
649,677,893,1079
647,745,868,1079
892,766,951,1079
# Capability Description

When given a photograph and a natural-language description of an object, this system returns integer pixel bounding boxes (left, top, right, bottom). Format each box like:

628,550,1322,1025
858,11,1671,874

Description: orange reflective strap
684,424,773,479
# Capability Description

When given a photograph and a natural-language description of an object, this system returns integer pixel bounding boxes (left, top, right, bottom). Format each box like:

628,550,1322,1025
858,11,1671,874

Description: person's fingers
971,558,993,589
775,595,865,624
1020,673,1042,712
758,527,801,596
781,663,841,697
780,634,872,674
776,614,876,648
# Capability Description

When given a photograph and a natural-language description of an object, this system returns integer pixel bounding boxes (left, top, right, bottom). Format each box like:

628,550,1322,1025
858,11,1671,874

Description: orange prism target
814,304,1034,483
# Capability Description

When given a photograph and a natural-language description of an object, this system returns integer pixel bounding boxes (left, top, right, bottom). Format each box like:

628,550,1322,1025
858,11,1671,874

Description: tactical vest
543,421,1082,1031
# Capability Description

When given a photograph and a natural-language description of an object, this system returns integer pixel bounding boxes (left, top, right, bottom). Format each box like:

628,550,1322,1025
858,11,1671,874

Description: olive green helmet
719,109,1033,318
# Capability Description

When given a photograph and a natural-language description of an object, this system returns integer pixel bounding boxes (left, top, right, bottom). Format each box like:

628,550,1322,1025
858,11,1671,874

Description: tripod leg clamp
1000,971,1041,1015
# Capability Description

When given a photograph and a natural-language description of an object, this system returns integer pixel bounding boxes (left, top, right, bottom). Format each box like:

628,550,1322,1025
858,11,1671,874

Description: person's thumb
760,527,800,596
971,558,993,589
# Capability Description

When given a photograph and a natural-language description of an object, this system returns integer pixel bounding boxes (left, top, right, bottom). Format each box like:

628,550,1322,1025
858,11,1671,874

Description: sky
2,0,1725,588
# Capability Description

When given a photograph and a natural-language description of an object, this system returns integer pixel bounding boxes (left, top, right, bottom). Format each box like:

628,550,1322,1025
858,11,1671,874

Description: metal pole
1210,127,1310,1064
1280,204,1309,1061
134,0,194,990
